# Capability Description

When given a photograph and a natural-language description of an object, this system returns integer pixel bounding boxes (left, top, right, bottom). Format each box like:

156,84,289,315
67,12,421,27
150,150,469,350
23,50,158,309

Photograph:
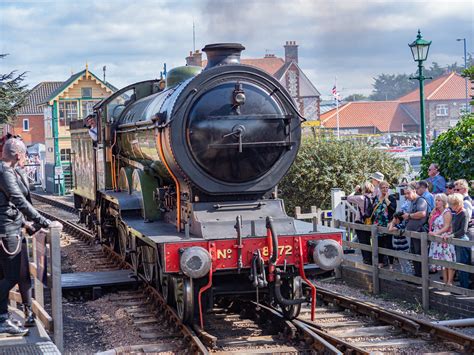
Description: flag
332,85,341,102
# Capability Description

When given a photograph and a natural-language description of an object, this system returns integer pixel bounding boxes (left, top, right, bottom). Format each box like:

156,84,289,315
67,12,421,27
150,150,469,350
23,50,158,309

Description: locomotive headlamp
234,92,246,105
312,239,343,271
180,246,212,278
233,82,246,107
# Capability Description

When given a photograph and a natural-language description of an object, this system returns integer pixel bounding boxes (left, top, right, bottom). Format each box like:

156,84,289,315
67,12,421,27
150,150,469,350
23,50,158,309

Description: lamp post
409,30,432,157
456,38,469,111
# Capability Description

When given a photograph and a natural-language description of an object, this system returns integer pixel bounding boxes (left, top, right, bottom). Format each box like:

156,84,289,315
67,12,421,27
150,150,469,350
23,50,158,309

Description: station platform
0,307,60,354
62,269,139,290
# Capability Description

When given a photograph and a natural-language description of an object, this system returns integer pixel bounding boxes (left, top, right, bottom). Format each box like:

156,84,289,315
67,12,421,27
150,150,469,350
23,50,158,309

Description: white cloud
0,0,471,96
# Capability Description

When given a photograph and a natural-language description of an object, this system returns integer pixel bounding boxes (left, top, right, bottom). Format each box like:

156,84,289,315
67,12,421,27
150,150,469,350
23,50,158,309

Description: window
60,148,71,161
449,119,459,127
59,101,78,125
435,104,448,116
81,100,98,118
81,87,92,98
22,119,29,131
460,103,471,114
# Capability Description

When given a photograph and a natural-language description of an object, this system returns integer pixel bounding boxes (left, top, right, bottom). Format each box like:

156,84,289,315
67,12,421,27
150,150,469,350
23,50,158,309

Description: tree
370,57,474,101
344,93,368,102
369,73,417,101
279,136,406,213
420,115,474,181
0,54,28,124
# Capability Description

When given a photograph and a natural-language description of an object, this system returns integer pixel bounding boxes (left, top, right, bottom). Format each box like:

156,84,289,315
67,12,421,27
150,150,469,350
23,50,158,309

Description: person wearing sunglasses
426,163,446,193
445,182,455,196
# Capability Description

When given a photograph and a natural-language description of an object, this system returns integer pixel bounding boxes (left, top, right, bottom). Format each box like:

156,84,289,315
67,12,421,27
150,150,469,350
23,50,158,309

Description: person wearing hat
369,172,384,199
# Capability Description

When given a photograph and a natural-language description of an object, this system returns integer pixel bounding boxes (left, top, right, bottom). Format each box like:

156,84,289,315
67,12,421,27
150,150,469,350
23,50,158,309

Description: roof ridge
321,102,351,124
426,72,455,100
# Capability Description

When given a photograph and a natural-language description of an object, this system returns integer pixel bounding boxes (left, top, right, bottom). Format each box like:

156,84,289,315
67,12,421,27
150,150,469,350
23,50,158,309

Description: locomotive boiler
71,43,344,325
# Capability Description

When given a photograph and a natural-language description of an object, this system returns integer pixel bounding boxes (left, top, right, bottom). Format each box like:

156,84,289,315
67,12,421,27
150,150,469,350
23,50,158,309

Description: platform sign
35,230,48,285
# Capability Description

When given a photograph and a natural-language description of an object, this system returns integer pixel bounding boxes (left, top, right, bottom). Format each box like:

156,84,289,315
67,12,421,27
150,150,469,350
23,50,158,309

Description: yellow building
42,66,116,194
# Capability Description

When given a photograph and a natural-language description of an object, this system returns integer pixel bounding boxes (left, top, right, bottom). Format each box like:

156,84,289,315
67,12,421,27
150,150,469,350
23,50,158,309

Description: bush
279,136,405,213
420,115,474,181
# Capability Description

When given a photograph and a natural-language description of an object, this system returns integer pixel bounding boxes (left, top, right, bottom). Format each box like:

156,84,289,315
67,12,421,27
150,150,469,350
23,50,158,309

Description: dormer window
81,87,92,98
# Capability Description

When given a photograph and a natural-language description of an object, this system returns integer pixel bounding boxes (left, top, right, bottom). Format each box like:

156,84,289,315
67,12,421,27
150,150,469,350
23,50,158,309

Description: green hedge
420,115,474,181
279,136,405,213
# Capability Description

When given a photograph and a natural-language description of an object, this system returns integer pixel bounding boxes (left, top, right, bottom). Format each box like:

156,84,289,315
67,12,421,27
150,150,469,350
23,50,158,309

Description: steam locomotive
70,43,343,326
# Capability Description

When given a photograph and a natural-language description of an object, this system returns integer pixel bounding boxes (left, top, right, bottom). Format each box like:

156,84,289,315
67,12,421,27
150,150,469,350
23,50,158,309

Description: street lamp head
409,29,432,62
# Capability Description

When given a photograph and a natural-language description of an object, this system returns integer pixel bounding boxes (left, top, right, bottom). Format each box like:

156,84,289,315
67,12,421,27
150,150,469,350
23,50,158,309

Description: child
388,212,412,274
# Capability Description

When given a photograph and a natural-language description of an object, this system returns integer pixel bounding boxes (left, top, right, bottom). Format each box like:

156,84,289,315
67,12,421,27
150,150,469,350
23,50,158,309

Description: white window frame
435,104,448,117
59,101,78,125
460,103,471,114
22,118,30,131
81,100,99,119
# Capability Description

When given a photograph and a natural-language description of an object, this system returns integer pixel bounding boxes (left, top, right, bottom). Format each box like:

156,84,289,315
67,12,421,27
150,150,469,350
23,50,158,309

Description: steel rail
312,285,474,352
252,301,367,355
34,201,208,354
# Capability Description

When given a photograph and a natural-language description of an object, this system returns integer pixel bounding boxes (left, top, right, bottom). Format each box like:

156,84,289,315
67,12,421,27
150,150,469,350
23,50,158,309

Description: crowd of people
0,134,58,336
348,164,474,289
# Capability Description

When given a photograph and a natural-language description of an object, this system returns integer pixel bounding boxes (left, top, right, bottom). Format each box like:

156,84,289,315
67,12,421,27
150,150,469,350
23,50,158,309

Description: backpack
360,195,376,225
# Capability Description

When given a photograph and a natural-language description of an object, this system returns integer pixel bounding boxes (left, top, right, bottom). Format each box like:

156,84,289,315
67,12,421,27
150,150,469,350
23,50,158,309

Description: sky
0,0,472,99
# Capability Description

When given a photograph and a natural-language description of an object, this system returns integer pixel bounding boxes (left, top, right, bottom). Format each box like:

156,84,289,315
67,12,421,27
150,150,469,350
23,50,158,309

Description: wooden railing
9,221,64,351
334,220,474,310
296,188,474,311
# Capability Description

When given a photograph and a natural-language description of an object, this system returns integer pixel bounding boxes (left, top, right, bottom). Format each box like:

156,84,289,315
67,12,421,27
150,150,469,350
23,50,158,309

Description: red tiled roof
398,72,472,102
202,57,285,75
320,101,415,132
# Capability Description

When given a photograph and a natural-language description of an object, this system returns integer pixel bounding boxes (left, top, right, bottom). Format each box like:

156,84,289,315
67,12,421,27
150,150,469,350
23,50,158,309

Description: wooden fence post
420,232,429,311
32,235,44,308
331,188,345,227
49,221,64,353
334,219,342,279
371,225,380,294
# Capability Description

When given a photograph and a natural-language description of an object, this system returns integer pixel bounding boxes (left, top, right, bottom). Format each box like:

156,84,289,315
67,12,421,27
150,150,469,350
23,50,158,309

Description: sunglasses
446,186,454,189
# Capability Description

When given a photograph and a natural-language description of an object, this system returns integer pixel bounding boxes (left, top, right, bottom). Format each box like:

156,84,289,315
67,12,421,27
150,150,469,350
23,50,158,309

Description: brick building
4,82,62,146
321,72,471,135
398,72,472,136
185,41,321,120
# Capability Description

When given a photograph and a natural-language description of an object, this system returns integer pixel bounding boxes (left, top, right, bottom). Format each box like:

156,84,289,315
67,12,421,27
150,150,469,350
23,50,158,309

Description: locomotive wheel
160,271,173,306
281,276,302,319
117,222,129,259
140,245,156,283
173,277,194,324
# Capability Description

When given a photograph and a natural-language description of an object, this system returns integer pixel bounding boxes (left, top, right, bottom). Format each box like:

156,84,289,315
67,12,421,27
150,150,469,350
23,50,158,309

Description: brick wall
11,113,45,146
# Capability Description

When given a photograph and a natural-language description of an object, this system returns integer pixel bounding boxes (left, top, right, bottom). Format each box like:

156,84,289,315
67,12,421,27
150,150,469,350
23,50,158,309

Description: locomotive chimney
202,43,245,69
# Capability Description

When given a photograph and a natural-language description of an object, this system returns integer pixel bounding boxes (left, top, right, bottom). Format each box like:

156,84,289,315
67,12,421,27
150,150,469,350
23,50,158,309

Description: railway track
31,193,207,354
31,193,474,354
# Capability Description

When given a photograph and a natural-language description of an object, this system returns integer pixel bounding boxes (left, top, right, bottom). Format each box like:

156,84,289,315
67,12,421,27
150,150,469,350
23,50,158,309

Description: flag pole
335,77,340,139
